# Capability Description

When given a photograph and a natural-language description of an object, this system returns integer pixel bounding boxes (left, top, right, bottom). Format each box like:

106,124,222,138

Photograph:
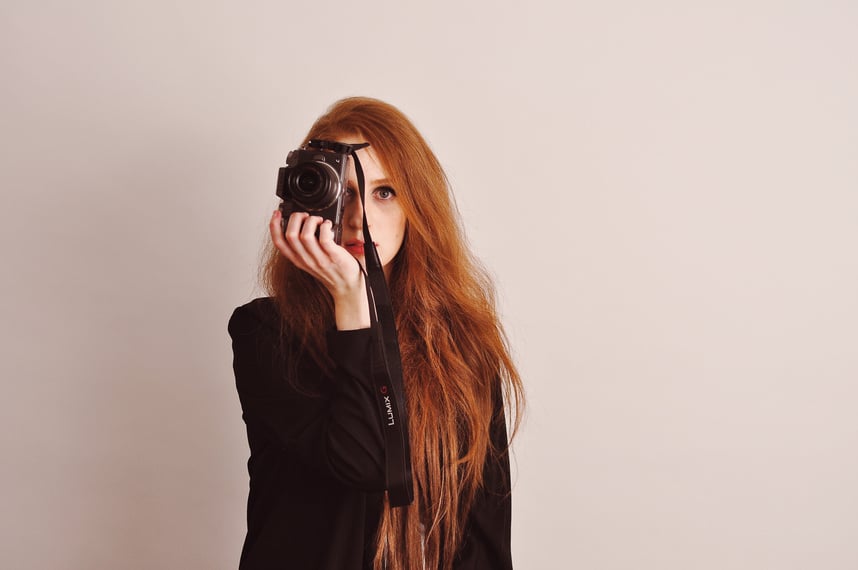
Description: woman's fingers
270,210,361,293
299,215,336,269
317,219,340,255
270,210,303,264
288,213,321,268
269,209,292,258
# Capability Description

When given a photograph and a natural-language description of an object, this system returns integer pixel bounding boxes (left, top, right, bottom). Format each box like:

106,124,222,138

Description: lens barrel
286,160,340,210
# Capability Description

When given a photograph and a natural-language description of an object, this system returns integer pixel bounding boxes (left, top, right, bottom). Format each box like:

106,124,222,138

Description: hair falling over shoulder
262,97,524,570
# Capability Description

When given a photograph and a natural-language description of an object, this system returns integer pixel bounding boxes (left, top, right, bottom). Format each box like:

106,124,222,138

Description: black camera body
276,140,353,244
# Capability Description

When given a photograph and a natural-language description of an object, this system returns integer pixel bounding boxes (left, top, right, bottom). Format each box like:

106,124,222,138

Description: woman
229,97,523,570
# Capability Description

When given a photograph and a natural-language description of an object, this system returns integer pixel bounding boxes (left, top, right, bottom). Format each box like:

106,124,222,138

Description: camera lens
286,161,340,210
296,169,322,195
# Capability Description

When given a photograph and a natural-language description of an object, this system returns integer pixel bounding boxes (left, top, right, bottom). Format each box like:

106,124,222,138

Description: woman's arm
229,298,386,490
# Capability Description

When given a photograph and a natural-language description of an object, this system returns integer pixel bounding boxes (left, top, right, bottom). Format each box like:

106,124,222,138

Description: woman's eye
374,187,396,200
344,187,356,200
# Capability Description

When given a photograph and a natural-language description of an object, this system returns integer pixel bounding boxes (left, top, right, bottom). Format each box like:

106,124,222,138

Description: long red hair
262,97,523,570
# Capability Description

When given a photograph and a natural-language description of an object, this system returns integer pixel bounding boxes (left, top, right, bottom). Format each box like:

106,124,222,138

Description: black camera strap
346,144,414,508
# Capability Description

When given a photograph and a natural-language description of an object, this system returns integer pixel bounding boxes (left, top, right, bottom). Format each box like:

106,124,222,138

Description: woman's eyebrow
347,177,392,189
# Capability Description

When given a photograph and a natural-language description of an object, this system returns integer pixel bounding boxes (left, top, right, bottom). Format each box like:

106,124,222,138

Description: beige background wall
2,1,856,568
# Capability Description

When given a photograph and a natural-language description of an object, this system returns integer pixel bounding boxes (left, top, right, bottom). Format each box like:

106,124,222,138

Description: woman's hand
269,210,370,330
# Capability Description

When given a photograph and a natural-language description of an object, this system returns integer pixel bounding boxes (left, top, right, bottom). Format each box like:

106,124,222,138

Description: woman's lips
344,241,379,256
344,241,365,255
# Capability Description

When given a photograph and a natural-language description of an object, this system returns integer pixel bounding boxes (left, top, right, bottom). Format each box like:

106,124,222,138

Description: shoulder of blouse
228,296,374,389
227,297,371,356
228,297,279,338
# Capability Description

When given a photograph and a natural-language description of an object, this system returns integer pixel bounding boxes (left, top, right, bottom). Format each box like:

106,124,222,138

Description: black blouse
229,297,513,569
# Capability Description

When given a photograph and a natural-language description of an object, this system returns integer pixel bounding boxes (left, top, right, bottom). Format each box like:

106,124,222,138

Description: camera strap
348,144,414,508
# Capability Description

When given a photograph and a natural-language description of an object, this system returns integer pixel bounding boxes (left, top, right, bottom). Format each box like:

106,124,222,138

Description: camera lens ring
286,161,341,210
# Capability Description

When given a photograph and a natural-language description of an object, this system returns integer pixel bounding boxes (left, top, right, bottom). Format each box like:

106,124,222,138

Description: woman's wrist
332,278,371,331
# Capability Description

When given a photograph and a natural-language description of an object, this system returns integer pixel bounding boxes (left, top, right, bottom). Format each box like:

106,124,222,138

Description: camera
276,140,355,244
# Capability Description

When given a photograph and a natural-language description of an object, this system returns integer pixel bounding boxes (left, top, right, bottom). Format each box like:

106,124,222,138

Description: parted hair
262,97,523,570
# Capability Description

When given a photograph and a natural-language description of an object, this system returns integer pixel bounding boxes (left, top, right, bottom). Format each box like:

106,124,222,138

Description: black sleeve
228,298,386,491
454,395,514,569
